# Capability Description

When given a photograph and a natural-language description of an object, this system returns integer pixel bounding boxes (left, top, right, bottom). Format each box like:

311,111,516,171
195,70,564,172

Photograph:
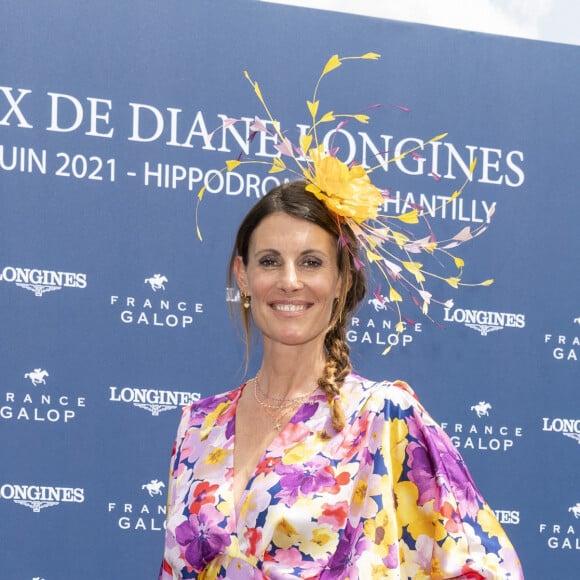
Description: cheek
318,278,342,303
247,273,273,298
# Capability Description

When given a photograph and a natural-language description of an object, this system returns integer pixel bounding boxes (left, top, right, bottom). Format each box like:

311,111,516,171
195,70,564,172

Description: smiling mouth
271,303,309,312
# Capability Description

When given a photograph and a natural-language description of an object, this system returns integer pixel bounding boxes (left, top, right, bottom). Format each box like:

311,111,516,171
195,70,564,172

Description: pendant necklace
253,374,317,431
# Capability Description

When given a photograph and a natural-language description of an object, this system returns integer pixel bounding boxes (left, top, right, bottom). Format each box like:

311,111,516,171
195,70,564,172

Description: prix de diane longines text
0,88,525,187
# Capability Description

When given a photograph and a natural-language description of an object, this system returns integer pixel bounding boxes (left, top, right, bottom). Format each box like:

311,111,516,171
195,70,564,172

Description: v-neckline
231,383,282,514
229,382,321,519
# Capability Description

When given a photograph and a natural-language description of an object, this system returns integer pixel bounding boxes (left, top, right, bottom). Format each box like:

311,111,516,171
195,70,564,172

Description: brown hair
228,180,367,431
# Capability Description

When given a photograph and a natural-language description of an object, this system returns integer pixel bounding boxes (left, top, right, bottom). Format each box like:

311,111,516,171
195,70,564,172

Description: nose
278,262,302,291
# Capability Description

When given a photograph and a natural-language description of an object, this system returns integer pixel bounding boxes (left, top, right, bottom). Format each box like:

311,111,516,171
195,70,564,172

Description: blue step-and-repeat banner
1,1,579,578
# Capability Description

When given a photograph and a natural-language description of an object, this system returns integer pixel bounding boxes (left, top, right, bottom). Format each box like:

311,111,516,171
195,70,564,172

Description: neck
258,341,326,400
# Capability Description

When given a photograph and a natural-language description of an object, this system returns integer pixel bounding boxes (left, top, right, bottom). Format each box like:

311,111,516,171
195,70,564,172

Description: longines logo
107,478,167,532
441,400,523,452
0,483,84,512
0,265,87,296
539,503,580,550
110,273,203,328
542,417,580,444
0,368,86,423
443,305,525,335
493,509,520,525
109,386,200,415
544,317,579,362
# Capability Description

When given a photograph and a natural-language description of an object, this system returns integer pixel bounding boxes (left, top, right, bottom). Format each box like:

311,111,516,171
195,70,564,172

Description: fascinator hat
197,53,493,354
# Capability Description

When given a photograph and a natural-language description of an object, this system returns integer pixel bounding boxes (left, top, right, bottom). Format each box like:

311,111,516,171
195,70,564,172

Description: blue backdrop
1,1,579,578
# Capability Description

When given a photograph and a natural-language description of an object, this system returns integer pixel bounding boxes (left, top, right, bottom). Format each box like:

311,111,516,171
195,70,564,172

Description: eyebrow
253,248,329,258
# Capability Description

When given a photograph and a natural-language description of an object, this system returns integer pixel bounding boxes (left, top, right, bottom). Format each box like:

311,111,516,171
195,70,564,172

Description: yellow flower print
395,481,447,542
478,505,505,539
282,441,317,465
363,508,397,558
299,526,338,558
204,447,228,465
370,563,400,579
386,418,409,483
311,527,333,547
352,480,368,506
273,517,300,550
200,402,230,439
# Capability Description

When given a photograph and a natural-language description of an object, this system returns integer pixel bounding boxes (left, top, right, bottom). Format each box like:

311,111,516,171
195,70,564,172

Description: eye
302,257,323,268
258,256,279,267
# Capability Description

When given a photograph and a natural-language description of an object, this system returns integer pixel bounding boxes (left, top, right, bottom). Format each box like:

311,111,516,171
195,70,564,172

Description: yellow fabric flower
204,447,228,465
304,146,384,223
364,508,397,558
478,505,505,539
387,419,447,542
352,479,369,506
272,517,300,549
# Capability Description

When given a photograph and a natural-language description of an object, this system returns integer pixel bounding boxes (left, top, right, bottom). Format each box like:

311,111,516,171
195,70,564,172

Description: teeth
273,304,307,312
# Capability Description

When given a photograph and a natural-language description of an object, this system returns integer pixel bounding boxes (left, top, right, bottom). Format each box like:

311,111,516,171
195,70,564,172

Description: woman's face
234,212,342,351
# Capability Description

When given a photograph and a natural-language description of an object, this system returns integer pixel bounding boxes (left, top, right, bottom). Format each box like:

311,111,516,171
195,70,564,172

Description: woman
159,180,523,579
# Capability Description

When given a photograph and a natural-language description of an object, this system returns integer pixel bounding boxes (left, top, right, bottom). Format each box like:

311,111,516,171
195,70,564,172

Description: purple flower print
276,456,336,502
320,520,369,579
290,400,319,424
406,414,482,519
193,392,231,415
175,504,231,571
384,541,399,569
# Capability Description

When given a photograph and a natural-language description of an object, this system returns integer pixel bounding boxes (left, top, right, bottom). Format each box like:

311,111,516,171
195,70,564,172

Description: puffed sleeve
381,380,524,579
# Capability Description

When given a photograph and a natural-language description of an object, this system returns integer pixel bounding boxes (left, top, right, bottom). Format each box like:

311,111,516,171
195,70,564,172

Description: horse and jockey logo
569,503,580,519
471,401,492,418
144,274,168,292
142,479,165,497
368,294,390,312
24,368,49,386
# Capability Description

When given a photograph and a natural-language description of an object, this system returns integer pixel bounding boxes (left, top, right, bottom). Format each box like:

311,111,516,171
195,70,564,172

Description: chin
270,330,327,349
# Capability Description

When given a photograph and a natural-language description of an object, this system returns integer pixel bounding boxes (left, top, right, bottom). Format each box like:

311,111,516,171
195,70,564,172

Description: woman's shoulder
345,372,429,417
346,372,418,399
178,384,242,428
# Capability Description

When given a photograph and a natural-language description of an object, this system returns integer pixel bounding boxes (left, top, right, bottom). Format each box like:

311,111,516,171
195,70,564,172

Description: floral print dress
159,374,523,579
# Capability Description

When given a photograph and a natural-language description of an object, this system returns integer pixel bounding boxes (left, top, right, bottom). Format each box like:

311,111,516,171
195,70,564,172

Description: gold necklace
253,376,317,431
254,371,314,409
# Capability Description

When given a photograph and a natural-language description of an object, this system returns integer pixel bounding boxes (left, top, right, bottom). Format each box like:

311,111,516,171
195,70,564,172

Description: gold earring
241,291,251,309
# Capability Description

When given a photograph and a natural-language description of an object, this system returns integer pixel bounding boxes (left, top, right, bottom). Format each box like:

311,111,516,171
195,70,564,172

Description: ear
233,256,249,295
